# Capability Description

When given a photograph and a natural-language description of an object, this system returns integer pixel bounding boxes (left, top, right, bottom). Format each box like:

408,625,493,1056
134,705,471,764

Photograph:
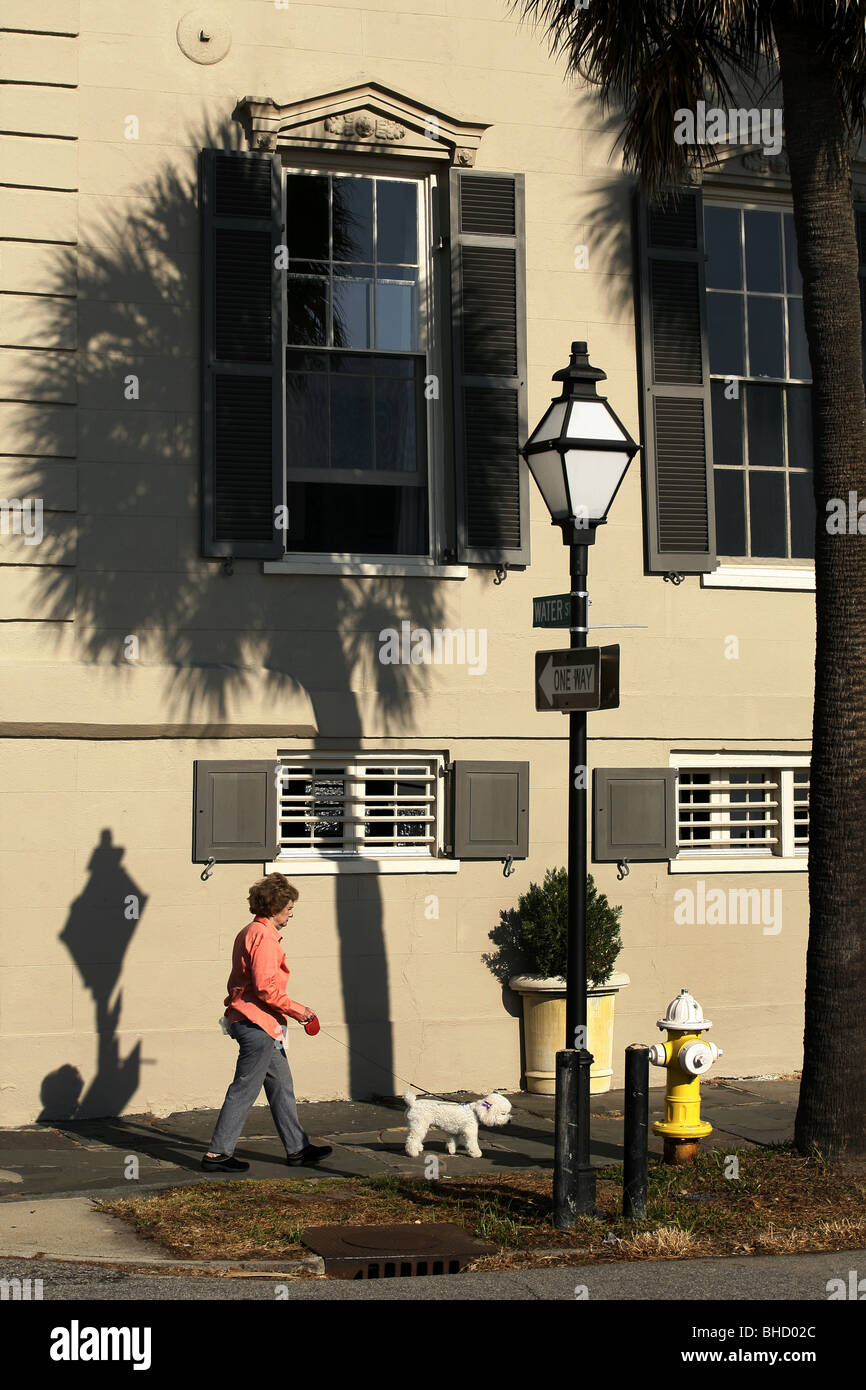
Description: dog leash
295,1019,443,1100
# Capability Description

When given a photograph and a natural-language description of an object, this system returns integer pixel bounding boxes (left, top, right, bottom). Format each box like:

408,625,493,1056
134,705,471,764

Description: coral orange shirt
224,916,306,1040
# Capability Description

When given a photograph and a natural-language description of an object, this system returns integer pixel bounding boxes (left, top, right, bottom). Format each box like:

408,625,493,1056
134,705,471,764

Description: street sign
535,644,620,712
532,593,570,628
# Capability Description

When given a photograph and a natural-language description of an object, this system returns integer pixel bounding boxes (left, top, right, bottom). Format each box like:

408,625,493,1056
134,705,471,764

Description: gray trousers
209,1018,308,1157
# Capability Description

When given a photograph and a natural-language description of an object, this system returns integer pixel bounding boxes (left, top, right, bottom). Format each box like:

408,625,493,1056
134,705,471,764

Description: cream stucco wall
0,0,815,1125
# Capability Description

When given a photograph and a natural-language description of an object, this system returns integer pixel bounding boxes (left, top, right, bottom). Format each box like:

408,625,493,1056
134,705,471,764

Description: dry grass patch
93,1147,866,1271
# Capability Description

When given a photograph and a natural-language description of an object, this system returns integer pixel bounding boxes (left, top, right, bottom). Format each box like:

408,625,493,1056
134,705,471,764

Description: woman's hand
301,1007,315,1024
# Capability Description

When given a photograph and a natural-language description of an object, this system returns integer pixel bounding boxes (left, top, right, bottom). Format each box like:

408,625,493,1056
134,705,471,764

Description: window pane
333,177,374,262
711,379,742,468
784,213,803,295
708,294,745,375
705,206,742,290
376,373,417,471
749,470,787,556
286,370,329,469
376,181,418,264
333,275,373,349
285,480,428,554
790,472,815,558
746,384,784,468
286,175,329,260
787,297,810,379
375,280,418,351
747,297,785,377
286,277,328,347
745,210,782,292
330,368,374,470
786,386,812,472
714,468,746,555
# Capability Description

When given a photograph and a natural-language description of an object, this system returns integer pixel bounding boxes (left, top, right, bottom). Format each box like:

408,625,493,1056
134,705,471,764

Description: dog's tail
402,1089,417,1107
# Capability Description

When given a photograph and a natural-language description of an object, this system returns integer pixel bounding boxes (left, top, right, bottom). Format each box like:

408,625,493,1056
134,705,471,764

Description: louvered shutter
637,188,717,572
450,171,529,565
201,150,284,558
856,206,866,385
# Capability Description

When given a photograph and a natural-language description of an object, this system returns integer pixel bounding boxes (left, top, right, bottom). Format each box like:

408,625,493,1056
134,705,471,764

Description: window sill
701,564,815,591
669,855,807,874
263,556,469,579
264,856,461,876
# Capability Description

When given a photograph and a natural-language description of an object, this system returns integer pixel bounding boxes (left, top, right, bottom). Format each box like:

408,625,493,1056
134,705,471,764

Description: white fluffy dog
402,1089,512,1158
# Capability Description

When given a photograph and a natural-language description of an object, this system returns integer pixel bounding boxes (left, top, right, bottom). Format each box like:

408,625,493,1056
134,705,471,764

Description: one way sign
535,645,620,712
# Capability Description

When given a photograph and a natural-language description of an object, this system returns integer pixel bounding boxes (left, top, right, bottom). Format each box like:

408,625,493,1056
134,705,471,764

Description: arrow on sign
537,653,597,706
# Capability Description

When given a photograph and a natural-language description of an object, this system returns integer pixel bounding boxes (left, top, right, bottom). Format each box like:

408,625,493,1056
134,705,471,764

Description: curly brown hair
248,873,299,918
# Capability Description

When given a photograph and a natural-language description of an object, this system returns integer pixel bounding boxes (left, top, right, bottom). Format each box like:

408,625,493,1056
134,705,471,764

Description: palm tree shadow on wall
38,829,145,1120
17,116,455,1116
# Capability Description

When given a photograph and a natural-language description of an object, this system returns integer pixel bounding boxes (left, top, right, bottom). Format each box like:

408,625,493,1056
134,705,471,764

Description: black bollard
623,1044,649,1220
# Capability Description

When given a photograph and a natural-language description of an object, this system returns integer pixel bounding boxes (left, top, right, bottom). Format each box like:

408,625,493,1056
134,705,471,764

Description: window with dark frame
704,204,816,560
283,171,431,557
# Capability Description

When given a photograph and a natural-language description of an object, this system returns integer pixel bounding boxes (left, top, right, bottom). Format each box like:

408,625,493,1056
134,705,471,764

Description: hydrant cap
657,988,712,1032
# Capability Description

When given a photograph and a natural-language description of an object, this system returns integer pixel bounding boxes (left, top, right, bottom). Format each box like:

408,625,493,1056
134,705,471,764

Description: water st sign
535,644,620,712
532,593,570,628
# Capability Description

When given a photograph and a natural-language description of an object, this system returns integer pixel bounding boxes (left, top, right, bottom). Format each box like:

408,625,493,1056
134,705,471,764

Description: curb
0,1251,325,1277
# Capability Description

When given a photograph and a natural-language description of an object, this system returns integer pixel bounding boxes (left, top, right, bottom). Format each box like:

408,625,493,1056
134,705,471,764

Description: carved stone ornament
235,84,489,167
742,147,789,174
324,112,406,142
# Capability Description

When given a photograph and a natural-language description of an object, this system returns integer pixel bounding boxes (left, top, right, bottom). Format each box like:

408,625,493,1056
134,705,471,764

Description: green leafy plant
512,867,622,984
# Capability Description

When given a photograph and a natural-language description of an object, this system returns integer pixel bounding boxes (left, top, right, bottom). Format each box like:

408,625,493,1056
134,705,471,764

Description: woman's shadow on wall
38,829,145,1121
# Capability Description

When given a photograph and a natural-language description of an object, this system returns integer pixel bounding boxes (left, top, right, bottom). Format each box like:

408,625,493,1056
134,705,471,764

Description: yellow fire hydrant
648,989,723,1165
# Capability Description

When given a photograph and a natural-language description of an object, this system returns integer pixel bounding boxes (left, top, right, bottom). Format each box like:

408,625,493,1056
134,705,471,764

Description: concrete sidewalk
0,1077,799,1267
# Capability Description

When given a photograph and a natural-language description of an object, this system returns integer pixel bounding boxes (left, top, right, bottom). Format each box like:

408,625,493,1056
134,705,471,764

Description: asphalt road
3,1247,864,1300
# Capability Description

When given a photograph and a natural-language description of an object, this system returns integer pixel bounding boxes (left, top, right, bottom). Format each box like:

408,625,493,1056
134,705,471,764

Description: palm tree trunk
772,5,866,1157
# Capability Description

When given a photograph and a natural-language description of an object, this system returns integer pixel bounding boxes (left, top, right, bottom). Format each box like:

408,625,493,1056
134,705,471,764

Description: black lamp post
521,341,639,1225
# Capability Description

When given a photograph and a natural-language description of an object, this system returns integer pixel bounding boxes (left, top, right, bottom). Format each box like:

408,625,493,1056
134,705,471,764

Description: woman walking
202,873,332,1171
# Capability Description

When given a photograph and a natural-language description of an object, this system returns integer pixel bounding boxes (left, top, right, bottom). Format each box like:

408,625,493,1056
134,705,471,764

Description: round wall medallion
177,9,232,64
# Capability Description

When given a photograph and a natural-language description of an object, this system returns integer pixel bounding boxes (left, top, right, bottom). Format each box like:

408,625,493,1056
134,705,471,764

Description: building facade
0,1,843,1125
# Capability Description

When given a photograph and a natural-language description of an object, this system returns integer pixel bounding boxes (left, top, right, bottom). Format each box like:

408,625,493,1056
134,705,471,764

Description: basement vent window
275,752,442,860
670,755,810,871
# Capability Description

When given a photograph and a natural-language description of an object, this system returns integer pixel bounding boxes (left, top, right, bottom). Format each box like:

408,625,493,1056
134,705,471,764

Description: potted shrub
505,867,629,1095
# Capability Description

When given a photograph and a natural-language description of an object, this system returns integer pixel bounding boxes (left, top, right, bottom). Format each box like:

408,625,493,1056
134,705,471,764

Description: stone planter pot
508,972,630,1095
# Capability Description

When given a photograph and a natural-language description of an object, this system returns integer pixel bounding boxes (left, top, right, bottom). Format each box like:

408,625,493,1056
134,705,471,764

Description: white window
272,752,451,871
670,753,809,872
280,168,442,561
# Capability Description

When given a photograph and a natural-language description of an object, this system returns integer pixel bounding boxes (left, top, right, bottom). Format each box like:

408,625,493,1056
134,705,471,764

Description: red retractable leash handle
302,1013,320,1036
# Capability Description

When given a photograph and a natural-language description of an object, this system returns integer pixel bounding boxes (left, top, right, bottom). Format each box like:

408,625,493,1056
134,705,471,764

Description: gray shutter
637,188,717,572
450,171,529,566
194,760,278,862
592,768,677,862
451,760,529,859
856,206,866,383
201,150,284,559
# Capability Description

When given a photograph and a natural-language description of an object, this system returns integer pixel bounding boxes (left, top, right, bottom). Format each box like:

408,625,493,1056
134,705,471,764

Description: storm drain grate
301,1223,496,1279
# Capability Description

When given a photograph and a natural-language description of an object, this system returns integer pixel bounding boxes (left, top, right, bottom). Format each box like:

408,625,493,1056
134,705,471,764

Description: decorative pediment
234,82,488,166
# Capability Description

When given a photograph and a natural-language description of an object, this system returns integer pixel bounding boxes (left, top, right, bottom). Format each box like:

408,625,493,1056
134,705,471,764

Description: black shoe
201,1152,250,1171
286,1143,333,1166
